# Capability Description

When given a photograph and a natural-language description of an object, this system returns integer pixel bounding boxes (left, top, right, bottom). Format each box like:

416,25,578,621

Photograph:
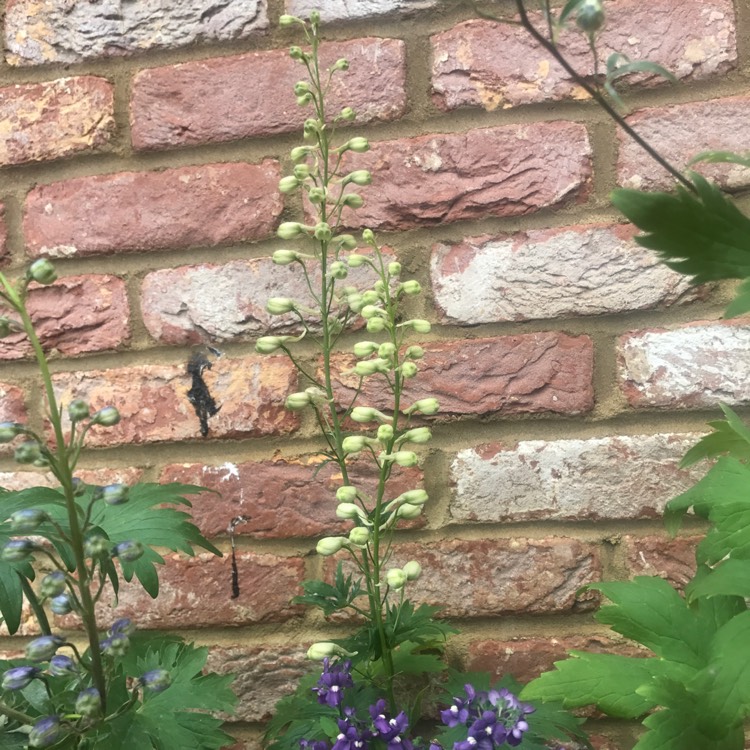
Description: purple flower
300,741,330,750
49,655,77,676
110,618,135,636
312,658,354,708
440,696,471,728
28,716,63,748
25,635,64,662
2,665,40,690
140,669,172,693
369,700,413,750
332,718,371,750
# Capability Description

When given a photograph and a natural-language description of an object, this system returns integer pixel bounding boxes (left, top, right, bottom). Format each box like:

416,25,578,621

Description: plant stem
0,700,35,725
8,284,108,712
511,0,696,193
18,573,51,636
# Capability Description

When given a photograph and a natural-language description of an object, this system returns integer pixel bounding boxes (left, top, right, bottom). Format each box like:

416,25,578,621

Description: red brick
449,433,704,524
206,643,310,721
623,534,700,589
286,0,438,21
0,383,26,424
329,538,601,617
332,334,594,417
0,467,143,492
618,320,750,408
51,355,298,447
467,635,643,685
140,255,378,345
159,457,422,539
431,224,701,324
23,161,282,258
62,552,305,629
619,96,750,191
0,77,114,165
131,38,406,150
432,0,736,111
0,275,129,359
332,123,591,231
5,0,268,66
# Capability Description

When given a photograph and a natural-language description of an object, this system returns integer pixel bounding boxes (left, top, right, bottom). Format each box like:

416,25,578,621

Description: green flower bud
362,228,375,244
285,392,311,411
411,398,439,415
336,486,358,503
273,249,301,266
347,292,364,312
378,342,396,358
266,297,296,315
67,399,90,422
336,234,358,250
576,0,605,32
402,489,429,505
401,361,418,379
403,560,422,580
255,336,283,354
400,280,422,295
277,222,306,240
314,222,332,242
0,422,22,443
28,259,57,285
101,483,129,506
366,317,386,333
293,81,311,96
361,304,384,319
303,118,319,138
308,187,327,204
91,406,120,427
279,175,300,193
75,688,101,717
409,319,431,333
10,508,48,533
335,502,363,520
306,642,339,660
50,593,74,616
304,386,327,405
296,93,313,106
291,145,312,161
112,540,144,562
332,58,349,71
347,170,372,186
354,358,389,377
293,163,311,180
388,261,402,276
405,345,425,360
343,193,364,209
14,440,41,464
400,427,432,445
289,45,307,61
386,568,408,590
347,253,368,268
25,635,64,662
2,539,37,562
353,340,379,358
397,503,422,519
350,406,387,423
40,571,67,598
340,107,356,121
83,533,110,559
374,279,386,293
330,261,348,279
342,435,368,453
316,537,347,556
393,450,418,467
346,137,370,153
377,424,394,442
349,527,370,546
362,290,380,305
310,10,321,23
279,14,299,26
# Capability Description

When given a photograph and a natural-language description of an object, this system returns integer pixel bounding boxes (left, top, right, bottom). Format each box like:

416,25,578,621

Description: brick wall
0,1,746,747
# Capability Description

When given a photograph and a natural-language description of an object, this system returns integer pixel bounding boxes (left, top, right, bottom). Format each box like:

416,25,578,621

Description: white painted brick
285,0,437,21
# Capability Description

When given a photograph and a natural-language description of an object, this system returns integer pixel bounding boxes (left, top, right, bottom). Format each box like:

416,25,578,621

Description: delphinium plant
0,260,236,748
256,12,588,750
476,2,750,748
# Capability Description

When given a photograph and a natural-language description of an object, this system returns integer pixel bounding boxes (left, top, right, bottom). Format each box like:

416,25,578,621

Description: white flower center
450,705,458,714
331,685,339,692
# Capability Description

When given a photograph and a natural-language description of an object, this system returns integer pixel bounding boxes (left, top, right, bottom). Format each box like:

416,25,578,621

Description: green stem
18,573,51,635
0,700,35,725
510,0,696,193
3,279,108,713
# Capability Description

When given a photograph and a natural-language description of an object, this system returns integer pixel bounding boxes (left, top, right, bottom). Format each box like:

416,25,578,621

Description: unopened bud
340,107,356,121
266,297,296,315
286,392,311,411
277,222,307,240
408,398,439,415
378,342,396,358
336,486,358,503
14,440,41,464
50,594,74,616
10,508,48,533
330,261,348,279
308,187,327,204
293,81,311,96
342,435,368,453
291,145,311,161
349,527,370,546
91,406,120,427
403,560,422,580
28,259,57,285
576,0,605,32
397,503,422,519
377,424,394,443
139,669,171,693
307,642,345,660
335,503,363,520
289,45,306,61
332,58,349,71
0,422,23,443
2,539,36,562
40,571,67,598
101,483,129,506
316,537,347,556
112,540,144,563
343,193,364,209
256,336,284,354
388,261,402,276
347,254,368,268
354,358,389,377
400,280,422,295
400,427,432,445
25,635,64,662
366,317,386,333
362,228,375,244
350,406,386,423
279,14,299,26
408,319,431,333
405,346,425,360
401,361,418,379
347,292,364,312
386,568,408,590
314,222,333,242
67,399,90,422
347,170,372,186
84,533,109,559
393,451,418,467
353,340,379,358
279,175,300,193
346,137,370,153
336,234,358,250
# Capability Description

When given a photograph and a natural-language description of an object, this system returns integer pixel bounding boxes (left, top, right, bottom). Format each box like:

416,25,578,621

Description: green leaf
521,652,671,718
681,407,750,466
688,150,750,169
725,277,750,318
611,175,750,285
558,0,586,24
588,577,710,668
292,562,362,617
687,558,750,600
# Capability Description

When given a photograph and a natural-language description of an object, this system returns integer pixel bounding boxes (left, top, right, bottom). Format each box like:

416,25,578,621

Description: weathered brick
0,467,143,492
619,96,750,191
467,635,642,685
24,161,282,258
619,321,750,408
286,0,437,21
51,355,298,447
132,39,406,150
0,275,129,359
330,538,601,616
0,204,8,263
5,0,268,66
62,552,305,629
0,383,26,425
431,224,700,324
206,644,310,722
0,77,114,166
140,256,378,345
623,535,700,589
159,458,422,539
450,433,703,524
333,123,591,231
432,0,736,111
332,334,594,417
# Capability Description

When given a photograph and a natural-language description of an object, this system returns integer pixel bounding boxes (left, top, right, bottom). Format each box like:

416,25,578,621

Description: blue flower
2,665,40,690
312,658,354,708
332,718,371,750
25,635,64,662
369,700,413,750
28,716,63,748
48,655,77,676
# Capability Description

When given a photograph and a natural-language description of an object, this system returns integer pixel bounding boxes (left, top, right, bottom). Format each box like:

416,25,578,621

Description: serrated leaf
588,577,709,668
521,652,676,718
611,175,750,285
681,405,750,466
687,558,750,600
